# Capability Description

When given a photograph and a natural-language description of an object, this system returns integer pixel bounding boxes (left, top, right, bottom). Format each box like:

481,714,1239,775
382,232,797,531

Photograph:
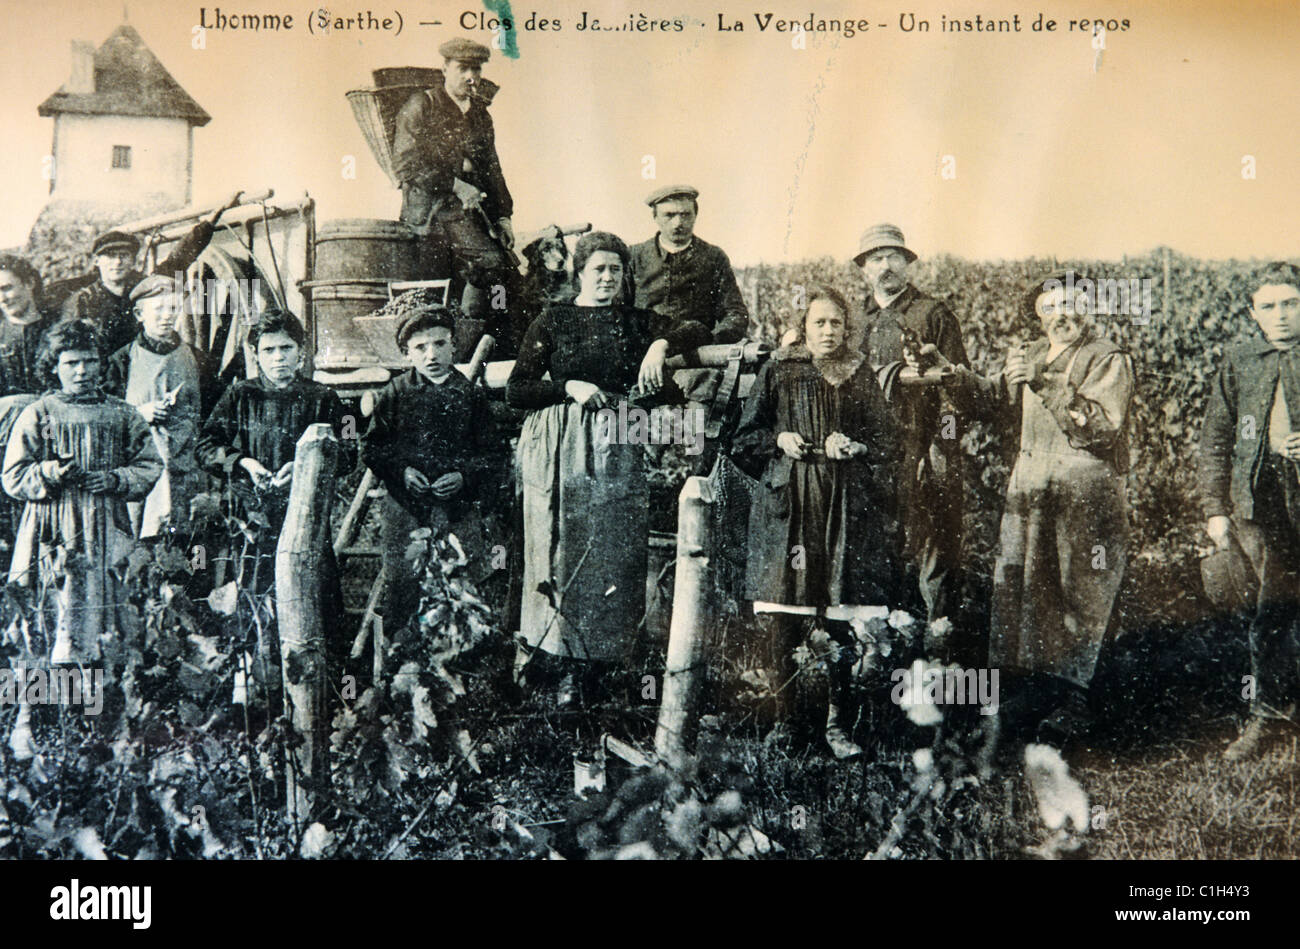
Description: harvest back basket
346,67,501,188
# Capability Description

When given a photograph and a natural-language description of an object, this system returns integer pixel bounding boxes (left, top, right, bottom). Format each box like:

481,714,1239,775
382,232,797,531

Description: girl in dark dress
731,285,901,758
507,231,706,710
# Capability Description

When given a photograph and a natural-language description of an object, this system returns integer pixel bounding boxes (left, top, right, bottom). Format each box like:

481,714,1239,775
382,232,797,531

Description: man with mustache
628,185,750,473
930,272,1134,745
629,185,749,348
391,37,519,357
856,224,969,642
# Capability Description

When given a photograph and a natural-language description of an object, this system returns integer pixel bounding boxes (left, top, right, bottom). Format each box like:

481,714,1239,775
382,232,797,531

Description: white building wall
51,114,191,207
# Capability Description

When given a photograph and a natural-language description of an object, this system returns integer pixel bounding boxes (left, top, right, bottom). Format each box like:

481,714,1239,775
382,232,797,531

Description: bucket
573,747,607,798
314,219,422,283
305,282,391,369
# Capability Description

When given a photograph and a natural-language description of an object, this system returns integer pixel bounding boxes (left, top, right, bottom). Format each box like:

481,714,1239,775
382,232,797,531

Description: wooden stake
333,469,376,557
752,601,890,623
603,734,655,769
349,574,384,660
1170,244,1180,318
276,423,339,831
655,476,714,770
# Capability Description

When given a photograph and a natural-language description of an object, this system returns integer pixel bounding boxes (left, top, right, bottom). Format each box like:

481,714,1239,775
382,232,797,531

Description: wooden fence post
276,422,339,831
655,476,714,770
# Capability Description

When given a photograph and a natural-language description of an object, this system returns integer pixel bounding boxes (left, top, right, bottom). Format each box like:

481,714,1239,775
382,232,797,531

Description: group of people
5,35,1298,778
499,203,1300,769
411,29,1292,764
496,207,1140,763
0,188,361,756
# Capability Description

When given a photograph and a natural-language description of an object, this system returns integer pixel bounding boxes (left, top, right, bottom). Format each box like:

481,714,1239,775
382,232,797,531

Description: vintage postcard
0,0,1292,904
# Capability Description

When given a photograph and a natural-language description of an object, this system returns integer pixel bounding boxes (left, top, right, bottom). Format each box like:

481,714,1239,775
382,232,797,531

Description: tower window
111,145,131,169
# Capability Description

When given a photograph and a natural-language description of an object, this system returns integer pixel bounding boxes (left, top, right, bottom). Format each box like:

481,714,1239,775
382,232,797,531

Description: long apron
990,381,1128,687
6,401,142,662
517,401,647,661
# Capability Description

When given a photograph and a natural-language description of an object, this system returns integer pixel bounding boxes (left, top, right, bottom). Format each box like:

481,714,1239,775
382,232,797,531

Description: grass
1075,721,1299,860
423,591,1300,859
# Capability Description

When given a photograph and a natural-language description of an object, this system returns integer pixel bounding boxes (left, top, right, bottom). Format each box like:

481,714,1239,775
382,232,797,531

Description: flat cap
92,230,140,257
129,273,183,305
439,37,491,64
852,223,916,267
394,308,455,350
645,184,699,208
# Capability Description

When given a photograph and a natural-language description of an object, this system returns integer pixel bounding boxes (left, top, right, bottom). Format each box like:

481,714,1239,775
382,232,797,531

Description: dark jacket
361,367,493,519
392,83,512,224
628,235,749,345
0,304,57,396
196,374,349,616
862,284,969,550
1198,337,1299,521
197,375,348,479
61,220,217,356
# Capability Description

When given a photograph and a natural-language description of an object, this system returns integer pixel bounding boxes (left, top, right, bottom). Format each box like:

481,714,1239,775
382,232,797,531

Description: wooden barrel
314,219,422,283
306,282,392,369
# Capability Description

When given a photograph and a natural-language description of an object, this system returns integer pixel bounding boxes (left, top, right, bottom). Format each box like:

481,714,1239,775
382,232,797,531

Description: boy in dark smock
362,307,495,628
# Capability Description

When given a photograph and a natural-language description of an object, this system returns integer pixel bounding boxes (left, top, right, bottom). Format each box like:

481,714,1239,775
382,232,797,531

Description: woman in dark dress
731,285,901,758
507,232,706,708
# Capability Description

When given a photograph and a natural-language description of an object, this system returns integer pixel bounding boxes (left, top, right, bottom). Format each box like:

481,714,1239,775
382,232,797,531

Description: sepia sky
1,0,1298,265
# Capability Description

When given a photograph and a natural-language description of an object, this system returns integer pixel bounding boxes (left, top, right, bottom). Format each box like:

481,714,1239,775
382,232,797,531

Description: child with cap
362,306,494,627
103,274,207,540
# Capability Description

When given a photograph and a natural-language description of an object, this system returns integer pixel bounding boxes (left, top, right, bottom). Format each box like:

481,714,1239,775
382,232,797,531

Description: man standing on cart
391,37,520,357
